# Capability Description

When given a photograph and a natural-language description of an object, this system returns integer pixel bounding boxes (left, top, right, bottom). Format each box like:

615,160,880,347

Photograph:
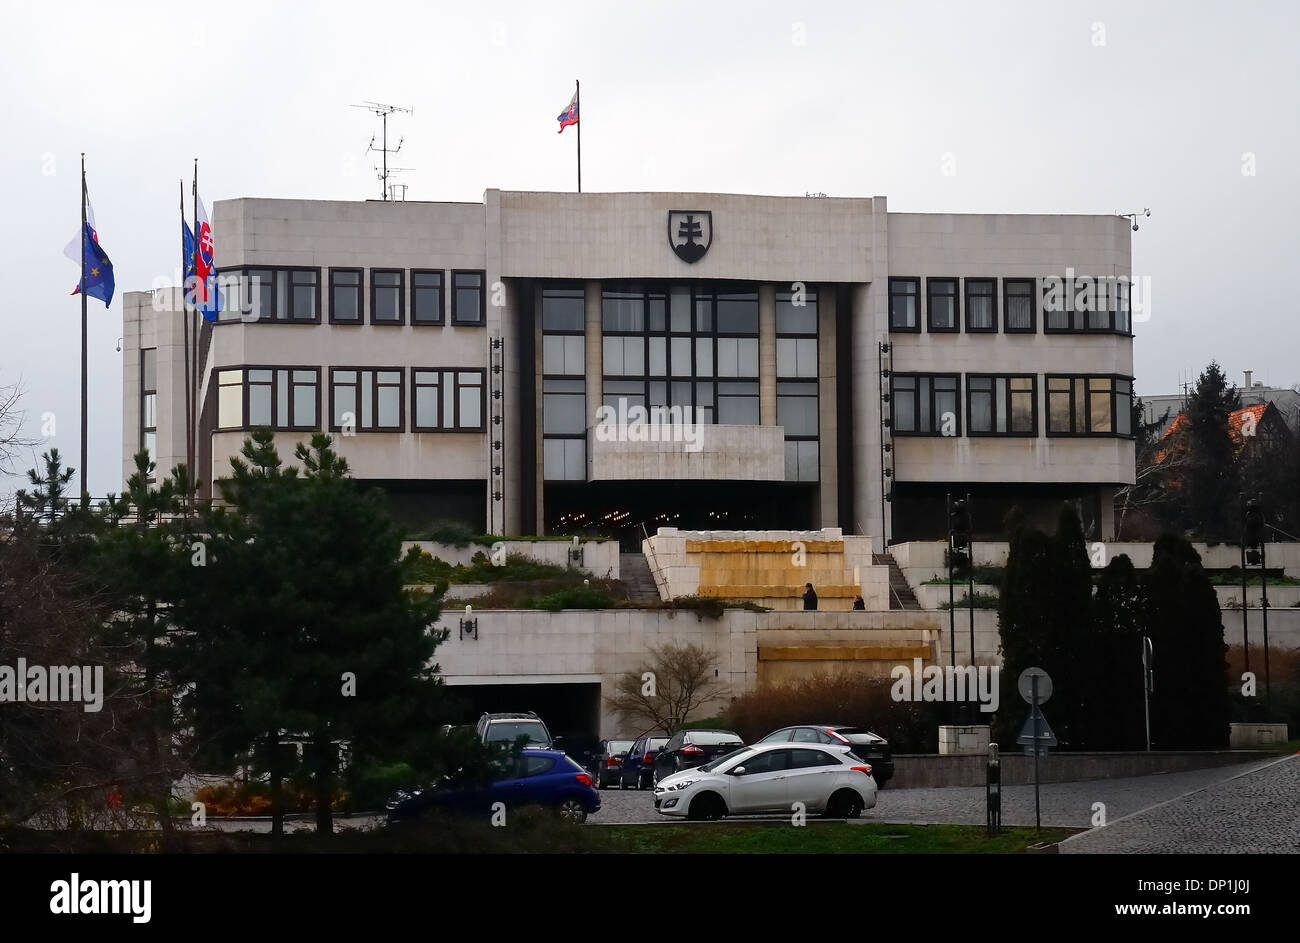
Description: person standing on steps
852,593,865,610
802,583,818,611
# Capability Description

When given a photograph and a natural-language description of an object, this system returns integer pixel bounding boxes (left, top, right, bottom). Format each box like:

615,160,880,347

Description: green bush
938,592,1000,610
533,585,616,610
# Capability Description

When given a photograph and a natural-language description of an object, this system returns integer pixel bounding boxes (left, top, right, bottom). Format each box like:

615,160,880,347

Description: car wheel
556,798,588,824
825,789,865,819
686,792,726,821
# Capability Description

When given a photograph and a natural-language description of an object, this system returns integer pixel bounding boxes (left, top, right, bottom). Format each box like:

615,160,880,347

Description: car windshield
700,747,754,773
484,722,549,744
687,731,743,745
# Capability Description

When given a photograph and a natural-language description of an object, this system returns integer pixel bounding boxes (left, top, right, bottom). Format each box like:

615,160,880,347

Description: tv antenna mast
351,101,413,200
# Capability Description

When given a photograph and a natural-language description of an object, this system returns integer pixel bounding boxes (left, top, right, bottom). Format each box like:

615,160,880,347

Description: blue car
387,749,601,824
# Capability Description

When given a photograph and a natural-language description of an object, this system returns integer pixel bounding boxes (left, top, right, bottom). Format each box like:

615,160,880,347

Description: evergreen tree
1091,554,1147,749
174,430,449,837
1181,361,1242,538
1142,535,1230,748
1050,507,1095,748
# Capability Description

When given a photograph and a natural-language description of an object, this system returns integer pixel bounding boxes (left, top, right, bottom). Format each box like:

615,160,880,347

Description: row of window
888,277,1133,335
889,373,1134,437
217,267,487,326
214,366,486,433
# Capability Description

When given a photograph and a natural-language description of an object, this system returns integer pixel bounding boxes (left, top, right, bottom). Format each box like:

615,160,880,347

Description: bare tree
606,642,729,735
0,378,39,480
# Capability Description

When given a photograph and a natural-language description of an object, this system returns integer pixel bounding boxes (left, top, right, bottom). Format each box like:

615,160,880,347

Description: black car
620,735,670,789
756,725,894,786
652,729,746,786
588,739,635,788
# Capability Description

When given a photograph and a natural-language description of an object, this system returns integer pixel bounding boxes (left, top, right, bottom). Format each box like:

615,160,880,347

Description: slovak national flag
556,91,578,133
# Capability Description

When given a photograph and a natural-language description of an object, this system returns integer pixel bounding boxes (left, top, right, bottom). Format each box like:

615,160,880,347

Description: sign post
1142,636,1154,752
1016,667,1057,832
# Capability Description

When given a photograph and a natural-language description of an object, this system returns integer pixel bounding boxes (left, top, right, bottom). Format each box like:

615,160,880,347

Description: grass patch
1209,569,1300,587
938,592,1000,610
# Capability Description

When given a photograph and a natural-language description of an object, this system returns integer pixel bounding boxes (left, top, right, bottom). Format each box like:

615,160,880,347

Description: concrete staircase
619,552,662,606
874,553,922,610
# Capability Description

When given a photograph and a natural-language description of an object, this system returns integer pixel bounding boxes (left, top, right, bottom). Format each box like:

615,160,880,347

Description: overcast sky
1,0,1296,498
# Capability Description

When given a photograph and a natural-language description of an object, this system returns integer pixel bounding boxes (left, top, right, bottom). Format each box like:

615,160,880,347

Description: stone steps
618,552,662,606
874,552,922,610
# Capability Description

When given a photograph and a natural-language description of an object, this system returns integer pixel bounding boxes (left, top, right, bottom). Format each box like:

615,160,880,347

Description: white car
653,742,877,820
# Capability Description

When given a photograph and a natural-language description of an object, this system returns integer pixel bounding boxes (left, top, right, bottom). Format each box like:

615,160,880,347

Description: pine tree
1092,554,1147,749
1181,361,1242,538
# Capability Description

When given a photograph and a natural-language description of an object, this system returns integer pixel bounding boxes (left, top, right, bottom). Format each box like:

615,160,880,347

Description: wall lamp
459,604,478,641
569,535,584,567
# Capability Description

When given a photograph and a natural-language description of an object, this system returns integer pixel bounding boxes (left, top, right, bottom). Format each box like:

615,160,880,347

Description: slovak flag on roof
556,90,578,133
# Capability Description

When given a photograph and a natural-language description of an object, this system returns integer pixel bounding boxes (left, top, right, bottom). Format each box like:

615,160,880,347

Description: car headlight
665,779,697,792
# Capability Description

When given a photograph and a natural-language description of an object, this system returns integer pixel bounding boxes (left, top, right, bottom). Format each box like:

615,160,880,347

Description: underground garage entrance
443,681,603,747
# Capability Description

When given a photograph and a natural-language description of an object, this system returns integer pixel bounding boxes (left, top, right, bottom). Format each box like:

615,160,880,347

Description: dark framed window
926,278,959,333
1046,375,1134,436
329,268,362,324
411,270,444,325
890,373,961,436
370,270,404,325
889,277,920,332
412,368,484,431
776,288,818,379
140,348,157,466
1003,278,1036,333
964,278,997,332
228,267,320,323
329,367,404,432
598,285,757,426
1043,275,1134,335
214,366,319,431
778,381,819,481
543,377,586,481
452,270,486,325
967,375,1036,436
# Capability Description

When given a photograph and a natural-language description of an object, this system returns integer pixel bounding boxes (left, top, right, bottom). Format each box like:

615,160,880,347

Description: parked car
756,725,894,786
652,729,746,786
476,711,554,750
620,735,670,789
588,739,635,789
653,742,877,821
387,748,599,824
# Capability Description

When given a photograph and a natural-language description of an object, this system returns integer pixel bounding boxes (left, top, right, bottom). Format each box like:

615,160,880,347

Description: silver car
653,742,877,821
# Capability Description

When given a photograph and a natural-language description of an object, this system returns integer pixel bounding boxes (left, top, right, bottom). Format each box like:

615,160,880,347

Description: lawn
599,822,1076,855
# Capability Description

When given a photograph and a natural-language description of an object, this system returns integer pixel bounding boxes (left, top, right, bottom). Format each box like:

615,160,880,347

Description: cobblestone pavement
587,757,1283,829
1060,755,1300,854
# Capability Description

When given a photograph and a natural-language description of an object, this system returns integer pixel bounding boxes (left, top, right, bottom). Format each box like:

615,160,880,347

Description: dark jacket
802,587,818,611
852,597,866,610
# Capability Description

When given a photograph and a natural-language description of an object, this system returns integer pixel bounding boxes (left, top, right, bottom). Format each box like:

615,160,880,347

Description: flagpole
180,178,193,515
190,160,199,507
575,79,581,193
80,153,88,501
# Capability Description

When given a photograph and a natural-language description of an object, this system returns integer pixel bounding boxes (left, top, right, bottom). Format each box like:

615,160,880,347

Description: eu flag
74,223,115,307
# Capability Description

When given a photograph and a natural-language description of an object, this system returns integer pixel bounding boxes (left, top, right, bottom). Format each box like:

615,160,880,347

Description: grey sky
1,0,1296,498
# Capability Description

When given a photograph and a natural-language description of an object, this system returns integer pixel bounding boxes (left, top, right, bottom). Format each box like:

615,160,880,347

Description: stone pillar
817,288,838,527
584,281,602,480
759,283,777,424
854,196,890,551
1097,485,1116,539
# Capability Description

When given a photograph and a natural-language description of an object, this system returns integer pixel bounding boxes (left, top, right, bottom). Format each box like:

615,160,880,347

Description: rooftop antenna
351,101,413,200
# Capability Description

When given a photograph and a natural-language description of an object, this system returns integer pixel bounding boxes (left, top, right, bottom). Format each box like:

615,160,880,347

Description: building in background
121,191,1136,548
1142,373,1300,437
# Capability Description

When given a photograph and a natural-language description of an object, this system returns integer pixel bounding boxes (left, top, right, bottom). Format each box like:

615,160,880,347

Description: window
734,750,789,775
889,277,920,331
926,278,959,332
778,381,819,481
965,278,996,332
452,270,485,325
1043,275,1134,334
411,270,444,325
776,289,818,379
967,375,1036,435
1046,375,1133,436
215,366,319,431
1003,279,1036,332
140,348,156,464
370,270,404,325
789,748,840,768
412,368,484,431
544,287,585,332
330,368,403,432
229,268,320,323
329,268,362,323
716,380,759,424
543,378,586,480
890,374,961,436
543,287,588,479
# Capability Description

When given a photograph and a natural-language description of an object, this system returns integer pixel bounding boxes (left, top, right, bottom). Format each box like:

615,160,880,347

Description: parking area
587,756,1281,828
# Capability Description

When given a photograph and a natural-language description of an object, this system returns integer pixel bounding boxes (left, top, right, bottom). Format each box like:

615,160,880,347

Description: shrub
532,585,616,611
722,673,948,753
938,592,1000,610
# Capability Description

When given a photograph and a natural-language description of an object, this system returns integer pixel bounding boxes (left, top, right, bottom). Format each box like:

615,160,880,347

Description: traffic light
1243,497,1265,566
949,497,971,550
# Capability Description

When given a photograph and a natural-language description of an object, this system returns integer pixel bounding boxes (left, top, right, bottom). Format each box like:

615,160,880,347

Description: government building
121,189,1137,551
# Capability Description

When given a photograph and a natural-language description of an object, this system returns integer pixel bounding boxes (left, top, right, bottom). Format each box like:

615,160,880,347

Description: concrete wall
891,751,1270,789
